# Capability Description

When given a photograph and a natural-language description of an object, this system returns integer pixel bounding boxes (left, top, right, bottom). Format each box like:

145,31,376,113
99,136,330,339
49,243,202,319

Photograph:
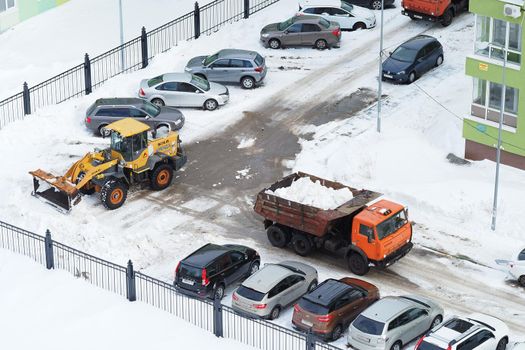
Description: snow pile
265,177,353,210
237,137,256,149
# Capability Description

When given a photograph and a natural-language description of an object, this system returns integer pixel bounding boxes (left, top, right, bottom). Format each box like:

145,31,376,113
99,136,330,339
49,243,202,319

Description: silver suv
184,49,267,89
348,295,443,350
85,98,185,135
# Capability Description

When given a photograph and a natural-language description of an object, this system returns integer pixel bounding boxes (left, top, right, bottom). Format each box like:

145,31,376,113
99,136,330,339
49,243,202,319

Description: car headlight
184,67,191,72
261,33,269,38
398,70,405,74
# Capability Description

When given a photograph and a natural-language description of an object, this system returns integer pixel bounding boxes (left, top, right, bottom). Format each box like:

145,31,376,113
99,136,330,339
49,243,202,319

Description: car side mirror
367,235,374,244
389,51,393,56
195,90,200,93
144,115,151,120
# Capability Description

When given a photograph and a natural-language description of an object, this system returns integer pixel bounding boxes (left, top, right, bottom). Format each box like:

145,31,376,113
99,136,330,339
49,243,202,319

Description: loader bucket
29,169,81,213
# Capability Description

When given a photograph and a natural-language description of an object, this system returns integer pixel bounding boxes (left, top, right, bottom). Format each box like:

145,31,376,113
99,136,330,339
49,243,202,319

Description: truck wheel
101,179,127,210
292,233,312,256
150,164,173,191
441,9,453,27
267,225,290,248
519,275,525,287
348,253,370,276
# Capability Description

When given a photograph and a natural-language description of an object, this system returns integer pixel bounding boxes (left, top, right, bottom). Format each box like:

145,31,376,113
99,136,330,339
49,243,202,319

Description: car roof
161,72,193,83
242,264,294,293
304,278,360,306
360,296,415,322
293,15,326,23
217,49,258,59
93,97,144,107
401,35,439,50
300,0,342,7
183,243,232,268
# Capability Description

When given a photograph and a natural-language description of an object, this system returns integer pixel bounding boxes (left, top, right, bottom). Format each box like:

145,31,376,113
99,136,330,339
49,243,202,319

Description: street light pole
376,0,385,133
119,0,125,71
491,45,507,231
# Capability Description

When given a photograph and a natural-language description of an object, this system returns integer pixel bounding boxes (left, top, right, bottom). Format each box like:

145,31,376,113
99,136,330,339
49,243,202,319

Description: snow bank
265,177,354,210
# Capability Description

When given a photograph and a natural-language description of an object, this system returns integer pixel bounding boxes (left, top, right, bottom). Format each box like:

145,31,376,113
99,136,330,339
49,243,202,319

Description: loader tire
101,179,127,210
150,164,173,191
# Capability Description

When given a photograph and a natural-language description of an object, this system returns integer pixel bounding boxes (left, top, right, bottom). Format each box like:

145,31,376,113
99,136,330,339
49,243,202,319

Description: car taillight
296,12,304,16
415,336,425,350
317,314,333,322
174,261,181,279
139,88,145,97
232,293,239,301
255,66,263,72
202,268,210,286
254,304,267,309
332,28,341,37
294,304,301,312
86,116,92,124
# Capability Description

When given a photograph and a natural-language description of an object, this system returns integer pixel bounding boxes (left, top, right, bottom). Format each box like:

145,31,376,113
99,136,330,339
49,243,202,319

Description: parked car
348,295,444,350
174,243,260,300
138,73,229,111
184,49,267,89
297,0,376,31
260,15,341,50
496,247,525,287
381,35,443,84
85,98,185,135
232,261,318,320
292,278,379,342
300,0,396,11
413,313,509,350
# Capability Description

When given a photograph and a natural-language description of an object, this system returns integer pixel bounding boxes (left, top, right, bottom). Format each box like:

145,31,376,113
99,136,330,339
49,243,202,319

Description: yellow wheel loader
30,118,187,212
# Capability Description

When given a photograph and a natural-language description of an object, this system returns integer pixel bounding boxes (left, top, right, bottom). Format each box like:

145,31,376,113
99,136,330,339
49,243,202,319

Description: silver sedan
232,261,318,320
348,295,444,350
139,73,229,111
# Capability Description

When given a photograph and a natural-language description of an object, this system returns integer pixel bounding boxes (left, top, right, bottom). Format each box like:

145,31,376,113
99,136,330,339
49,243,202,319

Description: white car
496,247,525,286
414,313,509,350
298,0,376,31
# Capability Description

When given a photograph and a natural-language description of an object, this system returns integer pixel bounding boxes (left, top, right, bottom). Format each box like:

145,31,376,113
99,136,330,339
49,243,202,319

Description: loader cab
105,118,151,163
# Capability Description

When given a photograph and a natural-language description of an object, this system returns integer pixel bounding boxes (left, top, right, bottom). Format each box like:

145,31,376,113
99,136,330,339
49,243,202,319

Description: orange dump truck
401,0,469,27
254,172,413,276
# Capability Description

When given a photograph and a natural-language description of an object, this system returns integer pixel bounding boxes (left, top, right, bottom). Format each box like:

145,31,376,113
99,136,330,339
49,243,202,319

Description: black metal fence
0,219,344,350
0,0,280,130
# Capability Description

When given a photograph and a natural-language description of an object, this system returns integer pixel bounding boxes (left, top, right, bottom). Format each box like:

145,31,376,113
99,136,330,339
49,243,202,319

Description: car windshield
318,18,331,28
179,264,202,279
390,46,418,62
298,298,329,315
278,18,294,31
341,3,353,12
376,210,408,240
147,75,164,87
236,285,265,302
191,75,210,91
353,315,385,336
203,53,219,66
142,101,161,117
254,54,264,67
418,341,446,350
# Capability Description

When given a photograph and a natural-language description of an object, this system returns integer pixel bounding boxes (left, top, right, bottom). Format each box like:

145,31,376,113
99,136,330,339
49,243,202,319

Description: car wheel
391,341,402,350
240,76,255,89
430,315,443,329
315,39,328,50
496,337,508,350
97,124,109,136
348,253,370,276
249,261,260,276
149,163,174,191
519,275,525,287
408,71,416,84
269,306,281,320
371,0,382,10
435,55,444,67
269,38,281,49
266,225,290,248
331,324,343,341
292,233,313,256
441,9,453,27
204,99,218,111
353,22,367,30
308,279,318,292
214,283,225,300
151,98,165,107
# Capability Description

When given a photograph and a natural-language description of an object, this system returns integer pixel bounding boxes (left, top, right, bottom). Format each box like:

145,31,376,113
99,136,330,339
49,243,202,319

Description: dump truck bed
254,172,381,237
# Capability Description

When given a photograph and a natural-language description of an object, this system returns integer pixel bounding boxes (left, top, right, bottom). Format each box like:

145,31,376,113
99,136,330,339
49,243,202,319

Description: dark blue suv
382,35,443,84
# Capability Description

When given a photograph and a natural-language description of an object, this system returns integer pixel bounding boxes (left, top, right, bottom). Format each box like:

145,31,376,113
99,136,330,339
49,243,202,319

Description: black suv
174,243,260,300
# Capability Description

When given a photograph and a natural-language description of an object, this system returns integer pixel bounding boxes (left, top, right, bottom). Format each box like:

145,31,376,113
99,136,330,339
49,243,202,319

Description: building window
475,15,522,65
0,0,15,13
472,78,519,128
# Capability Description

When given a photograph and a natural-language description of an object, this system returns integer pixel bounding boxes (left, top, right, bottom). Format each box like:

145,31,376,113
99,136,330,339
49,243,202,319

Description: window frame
471,78,519,128
474,15,522,66
0,0,16,13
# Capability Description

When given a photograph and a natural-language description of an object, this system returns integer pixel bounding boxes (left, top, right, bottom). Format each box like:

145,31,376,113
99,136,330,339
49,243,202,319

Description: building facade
464,0,525,169
0,0,69,33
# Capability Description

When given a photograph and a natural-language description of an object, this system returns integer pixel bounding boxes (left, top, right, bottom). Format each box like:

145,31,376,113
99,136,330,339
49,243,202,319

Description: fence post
83,54,92,95
244,0,250,19
213,297,223,337
194,2,201,39
306,329,316,350
140,27,149,69
126,260,137,302
44,229,54,269
22,82,31,115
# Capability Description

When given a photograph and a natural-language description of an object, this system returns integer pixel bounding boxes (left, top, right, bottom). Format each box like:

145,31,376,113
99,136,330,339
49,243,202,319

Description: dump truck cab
351,200,412,267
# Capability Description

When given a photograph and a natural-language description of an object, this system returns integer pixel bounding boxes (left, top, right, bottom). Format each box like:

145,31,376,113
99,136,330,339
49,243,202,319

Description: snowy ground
0,249,255,350
0,0,524,347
